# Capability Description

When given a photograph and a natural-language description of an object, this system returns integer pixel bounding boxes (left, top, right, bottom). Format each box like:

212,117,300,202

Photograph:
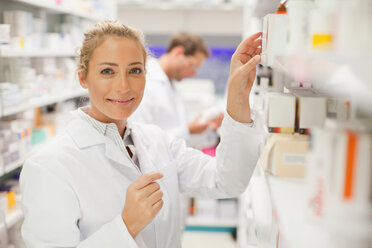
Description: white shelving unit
118,1,243,11
0,49,77,58
242,166,336,248
12,0,104,21
1,88,88,117
267,176,334,248
117,1,243,36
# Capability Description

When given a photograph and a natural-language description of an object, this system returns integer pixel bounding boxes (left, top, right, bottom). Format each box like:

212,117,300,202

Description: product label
312,34,332,50
282,153,306,166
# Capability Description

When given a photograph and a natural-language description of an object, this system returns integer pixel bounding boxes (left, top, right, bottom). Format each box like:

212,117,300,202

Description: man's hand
208,113,224,131
188,114,209,134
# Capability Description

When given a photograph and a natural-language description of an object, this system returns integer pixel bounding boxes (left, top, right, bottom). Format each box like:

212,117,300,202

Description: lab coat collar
66,110,157,177
66,111,106,149
66,111,137,174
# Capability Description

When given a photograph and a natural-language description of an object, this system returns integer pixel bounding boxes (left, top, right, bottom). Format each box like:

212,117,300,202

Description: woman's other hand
122,172,164,238
226,32,262,123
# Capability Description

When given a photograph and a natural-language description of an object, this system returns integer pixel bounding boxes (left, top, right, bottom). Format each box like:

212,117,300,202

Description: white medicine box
262,14,289,66
287,87,328,134
298,96,327,134
266,93,296,133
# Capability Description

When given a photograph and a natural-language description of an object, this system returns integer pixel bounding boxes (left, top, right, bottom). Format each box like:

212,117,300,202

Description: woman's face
79,36,146,124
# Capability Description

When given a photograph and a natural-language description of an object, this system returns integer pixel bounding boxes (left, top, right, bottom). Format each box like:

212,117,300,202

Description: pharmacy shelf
273,53,372,118
0,49,77,58
274,54,372,94
248,169,277,247
1,141,49,178
6,207,23,228
266,175,334,248
3,157,24,175
1,88,88,117
118,1,242,11
185,216,238,228
12,0,103,21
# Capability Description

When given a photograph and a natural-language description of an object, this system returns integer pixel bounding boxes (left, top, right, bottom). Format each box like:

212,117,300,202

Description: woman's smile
107,97,135,106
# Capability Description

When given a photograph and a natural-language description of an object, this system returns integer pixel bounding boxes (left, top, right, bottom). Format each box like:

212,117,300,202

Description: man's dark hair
167,32,210,57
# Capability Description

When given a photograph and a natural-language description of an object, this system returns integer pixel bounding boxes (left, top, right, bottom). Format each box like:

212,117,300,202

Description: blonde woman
20,21,263,248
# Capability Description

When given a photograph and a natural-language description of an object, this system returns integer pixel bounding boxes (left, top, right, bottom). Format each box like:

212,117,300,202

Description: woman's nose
117,75,130,91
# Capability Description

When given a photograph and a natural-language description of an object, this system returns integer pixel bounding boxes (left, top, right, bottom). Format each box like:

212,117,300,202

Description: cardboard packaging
261,134,309,178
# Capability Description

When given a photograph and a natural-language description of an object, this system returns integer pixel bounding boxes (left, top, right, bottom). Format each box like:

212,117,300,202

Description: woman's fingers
133,172,163,190
152,198,164,214
143,182,161,197
231,35,261,71
239,55,261,79
148,188,164,206
235,32,262,55
246,39,262,57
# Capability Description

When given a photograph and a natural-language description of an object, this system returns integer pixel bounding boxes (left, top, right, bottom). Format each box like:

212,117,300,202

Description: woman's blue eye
130,68,142,74
101,68,113,75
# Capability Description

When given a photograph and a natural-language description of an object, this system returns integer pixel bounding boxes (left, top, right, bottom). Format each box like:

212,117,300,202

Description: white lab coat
20,109,263,248
130,57,190,140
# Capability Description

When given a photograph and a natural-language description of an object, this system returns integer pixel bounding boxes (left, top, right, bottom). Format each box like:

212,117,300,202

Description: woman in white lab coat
20,21,263,248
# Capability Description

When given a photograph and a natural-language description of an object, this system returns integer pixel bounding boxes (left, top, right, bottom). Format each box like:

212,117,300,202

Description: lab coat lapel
103,139,140,180
129,122,157,174
66,113,140,181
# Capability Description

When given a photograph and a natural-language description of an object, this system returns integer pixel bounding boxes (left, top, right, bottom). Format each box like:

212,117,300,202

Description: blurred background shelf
12,0,104,21
1,88,88,117
6,207,23,228
4,141,48,174
0,49,77,58
117,1,243,11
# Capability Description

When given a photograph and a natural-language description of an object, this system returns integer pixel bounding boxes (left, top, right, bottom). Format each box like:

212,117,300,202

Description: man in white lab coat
130,33,224,231
131,33,223,141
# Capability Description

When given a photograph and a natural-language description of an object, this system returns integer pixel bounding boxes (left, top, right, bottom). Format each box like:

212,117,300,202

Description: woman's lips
107,98,134,106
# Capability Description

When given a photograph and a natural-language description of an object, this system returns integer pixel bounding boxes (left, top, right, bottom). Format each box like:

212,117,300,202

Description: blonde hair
78,20,147,79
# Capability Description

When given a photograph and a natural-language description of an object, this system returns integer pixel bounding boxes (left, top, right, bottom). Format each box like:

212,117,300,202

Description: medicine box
287,87,328,134
262,14,288,66
261,134,309,178
266,93,296,133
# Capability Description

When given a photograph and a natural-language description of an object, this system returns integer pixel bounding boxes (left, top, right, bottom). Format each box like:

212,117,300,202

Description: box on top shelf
262,13,289,66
